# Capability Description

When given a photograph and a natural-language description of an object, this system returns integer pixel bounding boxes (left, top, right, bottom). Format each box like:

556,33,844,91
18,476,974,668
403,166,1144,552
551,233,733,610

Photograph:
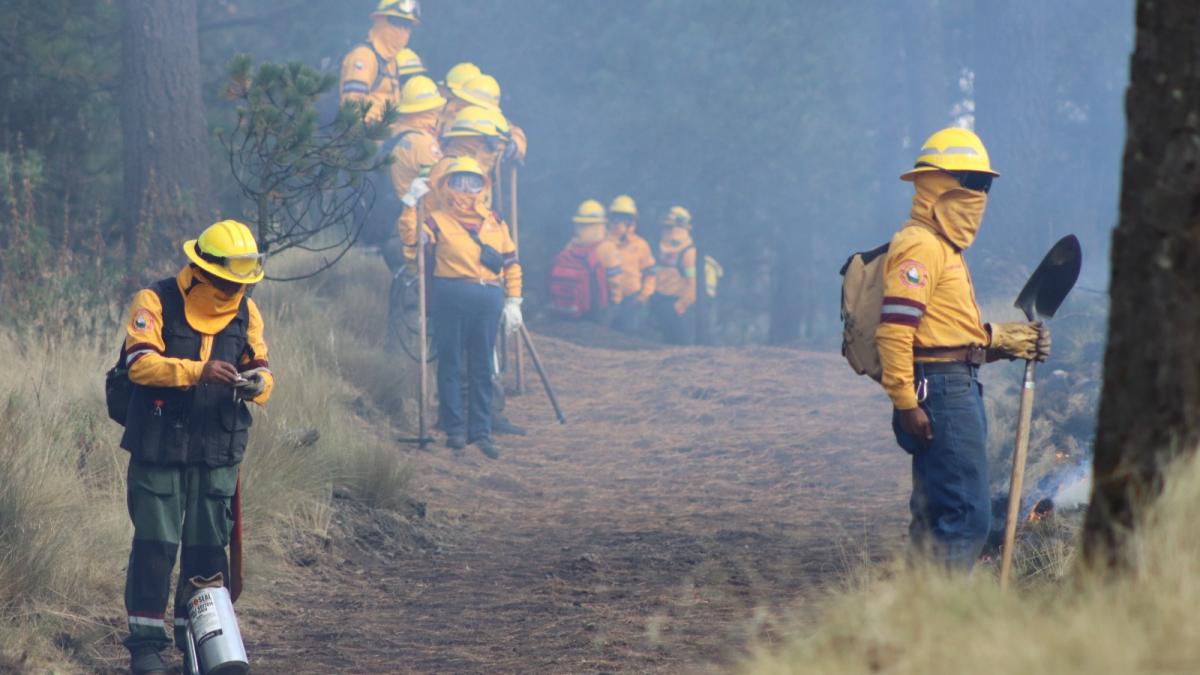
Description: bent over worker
339,0,422,123
607,195,656,333
877,127,1050,570
422,156,522,460
120,220,273,674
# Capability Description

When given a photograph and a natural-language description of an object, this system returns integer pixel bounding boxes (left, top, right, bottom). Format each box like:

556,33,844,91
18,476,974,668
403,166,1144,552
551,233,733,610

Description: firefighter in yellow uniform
120,221,273,674
438,72,528,164
339,0,422,123
650,206,698,344
547,200,622,321
381,75,445,343
877,127,1050,569
422,156,522,460
607,195,656,333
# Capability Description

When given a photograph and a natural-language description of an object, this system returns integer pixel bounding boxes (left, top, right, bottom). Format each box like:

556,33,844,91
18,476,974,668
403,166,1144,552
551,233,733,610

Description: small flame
1027,497,1055,523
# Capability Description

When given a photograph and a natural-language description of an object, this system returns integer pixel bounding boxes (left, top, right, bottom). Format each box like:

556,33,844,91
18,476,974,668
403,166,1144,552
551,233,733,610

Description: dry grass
0,249,415,670
743,453,1200,675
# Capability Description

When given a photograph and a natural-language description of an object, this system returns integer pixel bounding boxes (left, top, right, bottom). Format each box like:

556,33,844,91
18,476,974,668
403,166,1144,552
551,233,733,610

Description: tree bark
1083,0,1200,567
120,0,213,259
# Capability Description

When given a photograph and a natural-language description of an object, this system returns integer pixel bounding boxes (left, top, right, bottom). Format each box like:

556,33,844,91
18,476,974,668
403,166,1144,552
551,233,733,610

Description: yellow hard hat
444,62,481,96
457,74,501,112
444,155,486,179
396,75,446,114
609,195,638,217
184,220,265,284
573,199,607,225
662,206,692,228
443,106,507,138
373,0,421,23
394,48,426,77
900,127,999,181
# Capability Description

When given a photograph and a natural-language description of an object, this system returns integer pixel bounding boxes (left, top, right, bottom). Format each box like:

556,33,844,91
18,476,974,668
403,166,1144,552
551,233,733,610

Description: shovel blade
1014,235,1082,321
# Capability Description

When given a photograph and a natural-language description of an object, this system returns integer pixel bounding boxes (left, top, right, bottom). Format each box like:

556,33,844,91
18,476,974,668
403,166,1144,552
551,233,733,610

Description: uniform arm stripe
342,80,370,94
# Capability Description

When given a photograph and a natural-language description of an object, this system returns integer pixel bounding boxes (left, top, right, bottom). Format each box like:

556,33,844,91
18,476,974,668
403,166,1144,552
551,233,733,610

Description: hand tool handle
519,324,566,424
510,165,525,395
1000,359,1037,588
416,200,430,449
230,477,243,603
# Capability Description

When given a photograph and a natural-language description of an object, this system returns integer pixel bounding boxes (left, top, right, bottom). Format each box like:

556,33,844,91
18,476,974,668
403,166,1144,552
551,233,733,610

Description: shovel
999,234,1082,589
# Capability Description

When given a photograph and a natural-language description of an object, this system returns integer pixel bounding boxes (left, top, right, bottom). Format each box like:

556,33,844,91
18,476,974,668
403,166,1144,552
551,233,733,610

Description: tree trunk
1082,0,1200,567
120,0,213,259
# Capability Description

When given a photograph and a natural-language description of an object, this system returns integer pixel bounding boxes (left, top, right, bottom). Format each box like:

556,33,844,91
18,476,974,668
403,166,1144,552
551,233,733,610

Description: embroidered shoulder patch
898,260,929,289
132,308,156,333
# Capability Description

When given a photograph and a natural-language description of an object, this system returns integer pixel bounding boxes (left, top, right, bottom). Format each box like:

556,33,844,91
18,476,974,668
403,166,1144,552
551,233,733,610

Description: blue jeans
892,364,990,570
611,294,646,333
432,279,503,441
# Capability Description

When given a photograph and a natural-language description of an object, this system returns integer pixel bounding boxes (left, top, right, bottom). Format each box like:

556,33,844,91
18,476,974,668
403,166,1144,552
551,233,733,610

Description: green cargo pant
123,460,238,653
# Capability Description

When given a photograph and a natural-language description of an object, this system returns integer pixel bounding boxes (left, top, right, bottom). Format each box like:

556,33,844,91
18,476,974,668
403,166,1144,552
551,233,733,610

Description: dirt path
235,332,910,673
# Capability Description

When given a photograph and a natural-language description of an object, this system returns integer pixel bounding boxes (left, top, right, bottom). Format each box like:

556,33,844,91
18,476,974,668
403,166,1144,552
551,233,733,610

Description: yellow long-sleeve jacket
339,20,411,123
124,266,274,405
877,174,989,410
426,211,522,298
611,231,656,300
389,111,442,215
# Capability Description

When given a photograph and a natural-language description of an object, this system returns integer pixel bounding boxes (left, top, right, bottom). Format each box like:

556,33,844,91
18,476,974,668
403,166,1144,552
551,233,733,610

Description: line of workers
339,0,525,462
338,0,718,461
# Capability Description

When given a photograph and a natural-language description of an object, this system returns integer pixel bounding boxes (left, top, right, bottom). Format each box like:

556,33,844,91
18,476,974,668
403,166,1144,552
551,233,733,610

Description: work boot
129,646,167,674
473,436,500,460
492,414,527,436
446,434,466,450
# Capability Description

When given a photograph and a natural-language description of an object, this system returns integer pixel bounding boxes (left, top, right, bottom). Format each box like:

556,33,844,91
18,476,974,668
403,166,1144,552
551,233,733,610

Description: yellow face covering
401,108,440,134
177,266,245,335
912,172,988,251
368,18,411,59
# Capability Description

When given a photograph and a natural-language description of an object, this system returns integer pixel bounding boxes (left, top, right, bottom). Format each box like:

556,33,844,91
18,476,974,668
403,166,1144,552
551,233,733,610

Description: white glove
402,177,430,207
501,297,523,335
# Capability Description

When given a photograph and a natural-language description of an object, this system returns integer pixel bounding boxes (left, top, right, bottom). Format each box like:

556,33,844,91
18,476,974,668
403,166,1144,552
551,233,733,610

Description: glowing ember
1027,497,1055,522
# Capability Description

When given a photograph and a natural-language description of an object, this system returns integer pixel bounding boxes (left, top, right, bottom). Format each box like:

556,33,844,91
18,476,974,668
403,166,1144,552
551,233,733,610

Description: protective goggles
195,243,266,281
447,172,485,194
917,163,993,193
383,0,421,20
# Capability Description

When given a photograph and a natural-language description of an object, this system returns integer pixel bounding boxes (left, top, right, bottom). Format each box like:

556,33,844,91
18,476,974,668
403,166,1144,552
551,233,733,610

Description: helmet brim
184,239,265,284
900,164,1000,182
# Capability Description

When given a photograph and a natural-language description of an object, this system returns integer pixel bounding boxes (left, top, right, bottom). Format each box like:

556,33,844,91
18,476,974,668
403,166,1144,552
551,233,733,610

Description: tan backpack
839,243,890,381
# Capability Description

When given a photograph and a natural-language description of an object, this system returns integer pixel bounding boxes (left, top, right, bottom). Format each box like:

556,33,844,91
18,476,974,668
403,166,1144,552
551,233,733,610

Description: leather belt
913,345,987,366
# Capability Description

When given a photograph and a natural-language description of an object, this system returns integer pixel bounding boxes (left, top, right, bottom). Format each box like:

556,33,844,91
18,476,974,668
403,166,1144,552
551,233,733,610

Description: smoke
1053,463,1092,509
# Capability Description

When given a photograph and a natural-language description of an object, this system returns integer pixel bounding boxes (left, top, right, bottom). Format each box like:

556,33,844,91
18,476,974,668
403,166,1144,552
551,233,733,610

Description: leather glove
401,177,430,207
674,299,689,316
637,289,653,304
501,297,524,335
234,367,268,400
988,321,1051,362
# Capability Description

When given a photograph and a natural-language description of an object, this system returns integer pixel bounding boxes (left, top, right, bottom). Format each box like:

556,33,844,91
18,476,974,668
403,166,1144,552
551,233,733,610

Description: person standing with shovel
877,127,1050,570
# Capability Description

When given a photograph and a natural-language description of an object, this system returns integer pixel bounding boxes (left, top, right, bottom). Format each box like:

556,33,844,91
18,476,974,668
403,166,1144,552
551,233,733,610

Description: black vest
120,278,254,467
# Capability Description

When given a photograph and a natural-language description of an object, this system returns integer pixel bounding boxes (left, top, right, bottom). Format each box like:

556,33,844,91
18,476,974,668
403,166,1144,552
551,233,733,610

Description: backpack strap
362,42,393,93
677,244,696,277
380,128,418,159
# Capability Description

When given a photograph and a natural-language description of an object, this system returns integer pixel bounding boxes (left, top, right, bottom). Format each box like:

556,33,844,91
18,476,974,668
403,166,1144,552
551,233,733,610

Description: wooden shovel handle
999,359,1037,589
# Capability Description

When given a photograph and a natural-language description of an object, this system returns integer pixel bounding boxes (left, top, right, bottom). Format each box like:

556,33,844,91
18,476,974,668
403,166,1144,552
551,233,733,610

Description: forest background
0,0,1131,343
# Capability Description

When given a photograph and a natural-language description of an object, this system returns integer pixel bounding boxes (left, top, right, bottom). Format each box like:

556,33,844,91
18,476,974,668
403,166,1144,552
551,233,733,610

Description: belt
913,345,987,366
917,361,978,375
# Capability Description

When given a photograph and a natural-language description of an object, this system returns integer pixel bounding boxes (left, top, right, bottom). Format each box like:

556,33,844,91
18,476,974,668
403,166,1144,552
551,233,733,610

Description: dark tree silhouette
1084,0,1200,567
120,0,213,257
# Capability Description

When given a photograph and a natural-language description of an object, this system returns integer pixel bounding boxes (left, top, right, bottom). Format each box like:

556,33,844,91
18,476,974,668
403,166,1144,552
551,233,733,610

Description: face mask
932,187,988,250
371,18,411,55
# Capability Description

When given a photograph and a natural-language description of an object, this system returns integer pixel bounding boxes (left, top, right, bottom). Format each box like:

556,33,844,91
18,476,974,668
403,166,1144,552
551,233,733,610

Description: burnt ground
96,328,912,674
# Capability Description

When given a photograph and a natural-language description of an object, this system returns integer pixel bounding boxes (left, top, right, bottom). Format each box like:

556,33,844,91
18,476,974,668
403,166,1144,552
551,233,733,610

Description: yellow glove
988,321,1051,361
